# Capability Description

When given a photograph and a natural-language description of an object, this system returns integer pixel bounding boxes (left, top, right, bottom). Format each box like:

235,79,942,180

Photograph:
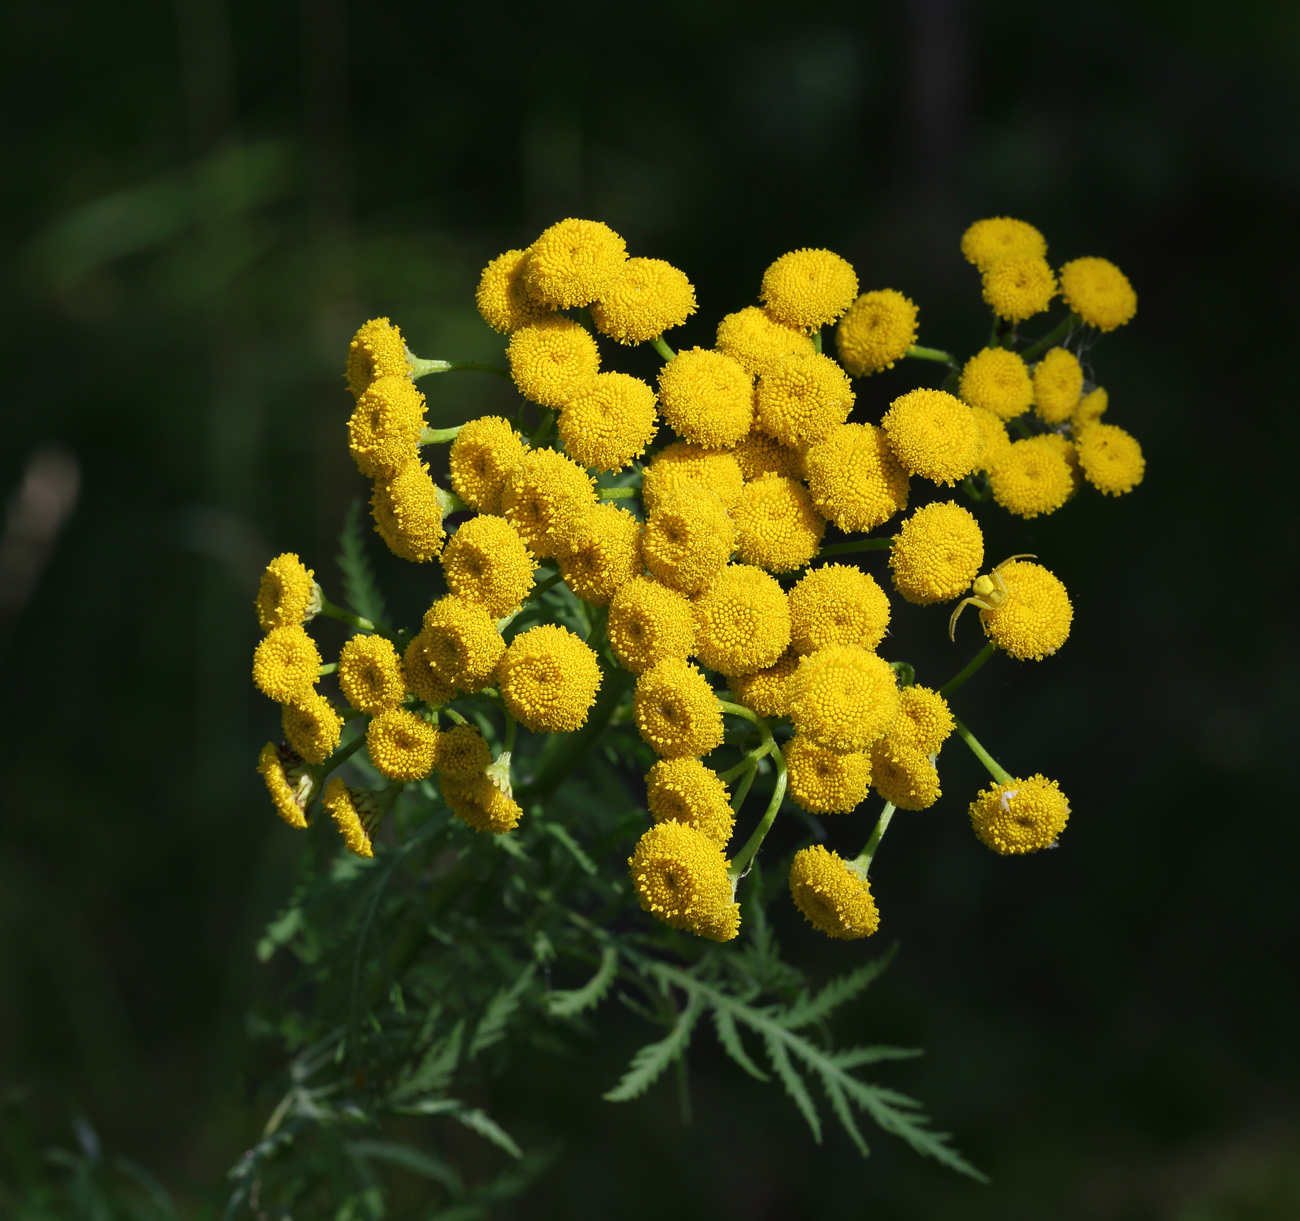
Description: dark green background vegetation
2,0,1297,1216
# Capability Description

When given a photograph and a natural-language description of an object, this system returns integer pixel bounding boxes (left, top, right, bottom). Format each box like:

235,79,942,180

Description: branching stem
853,802,896,873
953,715,1013,785
596,486,636,500
419,424,463,445
650,336,675,361
409,357,510,380
815,538,893,559
1019,312,1080,363
938,641,997,697
318,595,392,637
906,344,955,365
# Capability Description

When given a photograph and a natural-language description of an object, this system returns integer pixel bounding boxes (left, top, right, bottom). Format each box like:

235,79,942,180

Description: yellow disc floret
418,596,506,694
870,740,940,810
1032,348,1083,425
1059,257,1136,332
888,501,984,605
788,644,900,753
969,774,1069,854
788,564,891,654
256,742,314,830
347,375,426,477
1074,386,1108,428
834,289,919,376
475,248,550,334
282,690,343,765
760,248,859,329
881,389,982,485
656,347,754,449
253,625,321,703
402,628,455,708
1074,423,1145,496
441,514,535,618
959,348,1034,421
804,422,910,533
507,316,600,409
633,658,724,759
433,724,492,782
442,774,523,835
608,577,697,675
322,778,382,858
500,447,597,558
732,424,803,482
346,317,410,400
523,218,628,309
366,709,438,782
727,646,800,719
784,736,871,815
645,758,736,846
557,372,658,471
497,623,602,733
692,564,792,677
978,558,1072,660
960,217,1047,271
890,685,954,755
981,255,1056,322
788,845,879,940
448,417,529,515
555,502,642,606
715,306,815,376
971,406,1012,471
640,442,745,512
338,634,406,713
731,474,825,573
255,553,317,633
988,437,1074,519
641,485,735,596
754,352,855,448
590,256,696,344
372,460,446,562
629,820,739,941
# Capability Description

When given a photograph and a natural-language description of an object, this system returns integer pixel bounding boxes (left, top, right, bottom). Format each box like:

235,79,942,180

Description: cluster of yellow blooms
252,214,1141,944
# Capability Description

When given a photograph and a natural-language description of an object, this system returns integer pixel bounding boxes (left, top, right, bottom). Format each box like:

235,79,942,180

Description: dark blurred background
2,0,1298,1216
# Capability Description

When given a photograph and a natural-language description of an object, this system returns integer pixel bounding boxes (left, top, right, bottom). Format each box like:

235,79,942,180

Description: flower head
1074,386,1108,428
366,708,438,781
755,352,855,448
346,317,410,400
498,623,602,733
253,625,321,703
322,778,382,857
442,774,523,834
255,553,317,633
692,564,792,677
434,724,492,782
557,372,658,471
608,576,696,674
715,306,814,376
834,289,918,376
890,685,954,755
448,417,529,515
555,502,642,606
1032,347,1083,426
656,347,754,449
788,845,879,939
760,248,859,329
633,658,725,759
881,389,981,485
338,634,406,713
1037,433,1083,496
347,375,426,477
727,646,800,718
888,501,984,605
440,514,535,618
641,485,736,596
1074,423,1145,496
988,437,1074,519
959,348,1033,421
500,447,597,558
804,422,910,533
788,644,900,752
788,564,891,654
372,459,446,562
870,740,940,810
732,424,803,482
402,628,455,707
523,218,628,308
282,690,343,765
732,475,825,573
507,316,600,409
982,255,1056,322
979,559,1072,660
969,774,1069,853
972,406,1012,471
641,442,744,512
629,820,739,941
1059,257,1136,332
256,742,316,829
591,257,696,344
645,758,735,845
476,248,550,334
418,596,506,694
784,736,871,814
960,217,1047,271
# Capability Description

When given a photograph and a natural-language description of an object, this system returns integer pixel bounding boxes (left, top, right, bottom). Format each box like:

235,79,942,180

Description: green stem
938,641,997,697
317,662,338,676
953,715,1013,785
420,424,463,445
408,357,510,380
596,485,636,500
728,731,786,880
649,336,676,361
812,329,823,354
1019,313,1079,363
313,730,369,781
497,570,567,631
503,713,517,757
716,699,760,725
906,344,955,365
584,604,609,647
530,408,556,448
317,595,391,637
729,759,759,812
815,537,893,559
718,744,766,784
442,707,469,727
435,487,469,515
852,801,896,873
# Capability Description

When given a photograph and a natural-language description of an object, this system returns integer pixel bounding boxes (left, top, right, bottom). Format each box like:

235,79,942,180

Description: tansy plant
238,216,1143,1212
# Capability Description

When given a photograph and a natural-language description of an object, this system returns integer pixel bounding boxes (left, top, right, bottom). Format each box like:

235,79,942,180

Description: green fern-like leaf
711,1007,769,1082
391,1020,464,1101
603,991,704,1102
470,965,536,1059
336,498,388,626
778,945,898,1030
547,946,619,1017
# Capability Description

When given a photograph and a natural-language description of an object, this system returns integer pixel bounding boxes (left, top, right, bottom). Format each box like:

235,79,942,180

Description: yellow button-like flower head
372,460,446,562
788,845,879,939
1032,347,1083,425
642,485,735,596
1075,423,1145,496
727,646,800,718
804,422,910,533
641,441,744,512
366,708,438,782
498,623,602,733
347,375,426,477
558,372,658,471
434,724,492,782
789,644,900,752
732,423,803,482
881,389,982,485
338,634,406,713
322,777,381,858
755,352,855,448
442,774,523,834
507,316,600,409
419,595,506,694
608,576,696,674
523,218,628,309
784,735,871,815
1059,257,1136,332
988,437,1074,519
253,625,321,703
591,257,696,344
732,475,825,573
969,774,1069,853
959,348,1033,421
834,289,919,376
971,406,1012,471
889,501,985,605
715,306,815,376
346,317,409,400
693,564,792,677
645,758,735,846
629,820,739,941
1074,386,1108,428
255,553,317,633
256,742,315,829
448,417,529,515
402,628,455,707
282,690,343,765
788,564,890,654
870,739,940,810
1037,433,1083,497
760,248,859,329
500,447,597,558
657,347,754,449
556,502,642,606
979,559,1072,660
440,514,535,618
476,248,550,334
960,217,1047,271
982,255,1056,322
633,658,725,759
890,685,954,755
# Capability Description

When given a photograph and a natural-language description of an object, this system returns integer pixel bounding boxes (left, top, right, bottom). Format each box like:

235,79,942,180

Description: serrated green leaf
778,945,898,1030
256,905,304,963
763,1031,822,1142
603,992,704,1103
540,822,597,875
453,1109,522,1159
336,498,389,627
712,1008,768,1082
344,1140,462,1194
469,965,535,1059
547,946,618,1018
828,1045,924,1069
820,1076,870,1158
391,1020,463,1101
